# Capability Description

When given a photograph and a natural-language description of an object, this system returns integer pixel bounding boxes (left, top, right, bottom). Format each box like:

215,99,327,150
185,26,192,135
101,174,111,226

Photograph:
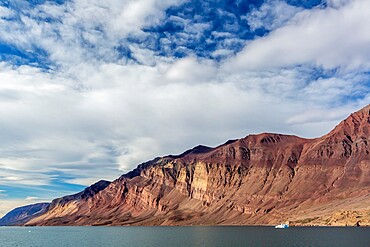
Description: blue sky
0,0,369,216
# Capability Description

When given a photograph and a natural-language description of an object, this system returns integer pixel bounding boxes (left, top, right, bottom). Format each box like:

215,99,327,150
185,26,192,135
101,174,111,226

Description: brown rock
23,104,370,226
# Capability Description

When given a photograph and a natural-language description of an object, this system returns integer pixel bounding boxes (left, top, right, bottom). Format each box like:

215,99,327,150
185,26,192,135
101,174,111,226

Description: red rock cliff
25,105,370,226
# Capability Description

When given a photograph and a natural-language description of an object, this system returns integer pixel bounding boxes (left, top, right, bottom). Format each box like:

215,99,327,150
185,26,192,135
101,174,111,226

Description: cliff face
24,105,370,226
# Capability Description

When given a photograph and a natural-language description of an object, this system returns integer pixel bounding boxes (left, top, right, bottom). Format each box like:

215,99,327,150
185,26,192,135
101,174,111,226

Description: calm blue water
1,226,370,247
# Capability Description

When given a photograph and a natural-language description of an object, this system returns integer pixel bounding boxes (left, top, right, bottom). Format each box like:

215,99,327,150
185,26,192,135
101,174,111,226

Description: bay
1,226,370,247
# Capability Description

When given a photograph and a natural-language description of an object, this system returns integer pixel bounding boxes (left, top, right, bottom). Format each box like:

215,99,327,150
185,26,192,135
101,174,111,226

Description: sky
0,0,369,217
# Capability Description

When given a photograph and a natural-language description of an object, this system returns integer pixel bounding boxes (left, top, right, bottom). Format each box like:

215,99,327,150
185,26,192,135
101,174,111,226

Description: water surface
1,226,370,247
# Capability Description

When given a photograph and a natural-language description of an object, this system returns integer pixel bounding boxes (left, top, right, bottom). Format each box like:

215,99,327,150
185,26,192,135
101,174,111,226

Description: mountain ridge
0,203,49,226
2,104,370,226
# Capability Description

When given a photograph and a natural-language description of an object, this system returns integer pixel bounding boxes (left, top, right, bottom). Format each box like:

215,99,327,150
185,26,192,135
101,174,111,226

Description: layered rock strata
4,105,370,226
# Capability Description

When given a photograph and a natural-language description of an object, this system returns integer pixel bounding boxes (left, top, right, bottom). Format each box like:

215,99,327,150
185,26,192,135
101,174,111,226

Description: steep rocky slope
20,105,370,226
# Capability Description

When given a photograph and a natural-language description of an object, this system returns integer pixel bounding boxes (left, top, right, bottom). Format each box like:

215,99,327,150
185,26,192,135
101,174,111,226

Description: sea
1,226,370,247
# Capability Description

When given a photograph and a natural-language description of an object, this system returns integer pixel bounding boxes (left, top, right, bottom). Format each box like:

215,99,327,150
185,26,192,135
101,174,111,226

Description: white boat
275,223,289,228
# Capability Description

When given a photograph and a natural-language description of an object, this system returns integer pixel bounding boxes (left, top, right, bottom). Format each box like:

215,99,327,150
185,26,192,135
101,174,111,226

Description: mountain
0,180,111,226
6,105,370,226
0,203,49,226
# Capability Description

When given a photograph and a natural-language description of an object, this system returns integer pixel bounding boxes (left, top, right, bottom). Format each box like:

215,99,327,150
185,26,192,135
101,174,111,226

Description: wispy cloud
244,0,303,31
25,196,40,201
0,6,13,18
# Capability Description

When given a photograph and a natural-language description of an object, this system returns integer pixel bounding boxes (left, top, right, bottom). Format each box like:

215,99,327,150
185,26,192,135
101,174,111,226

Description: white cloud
212,49,234,58
327,0,351,8
244,0,303,31
25,196,39,201
287,108,350,125
232,0,370,71
0,6,13,18
63,178,107,187
117,137,161,172
164,57,216,83
0,0,185,68
0,167,55,186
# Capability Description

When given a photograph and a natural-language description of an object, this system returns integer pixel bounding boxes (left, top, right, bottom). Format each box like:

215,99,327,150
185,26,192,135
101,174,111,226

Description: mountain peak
328,104,370,138
173,145,213,158
357,104,370,112
348,104,370,120
7,105,370,227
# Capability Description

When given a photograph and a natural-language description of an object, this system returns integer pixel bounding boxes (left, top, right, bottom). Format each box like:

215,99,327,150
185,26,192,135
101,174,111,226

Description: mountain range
2,105,370,226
